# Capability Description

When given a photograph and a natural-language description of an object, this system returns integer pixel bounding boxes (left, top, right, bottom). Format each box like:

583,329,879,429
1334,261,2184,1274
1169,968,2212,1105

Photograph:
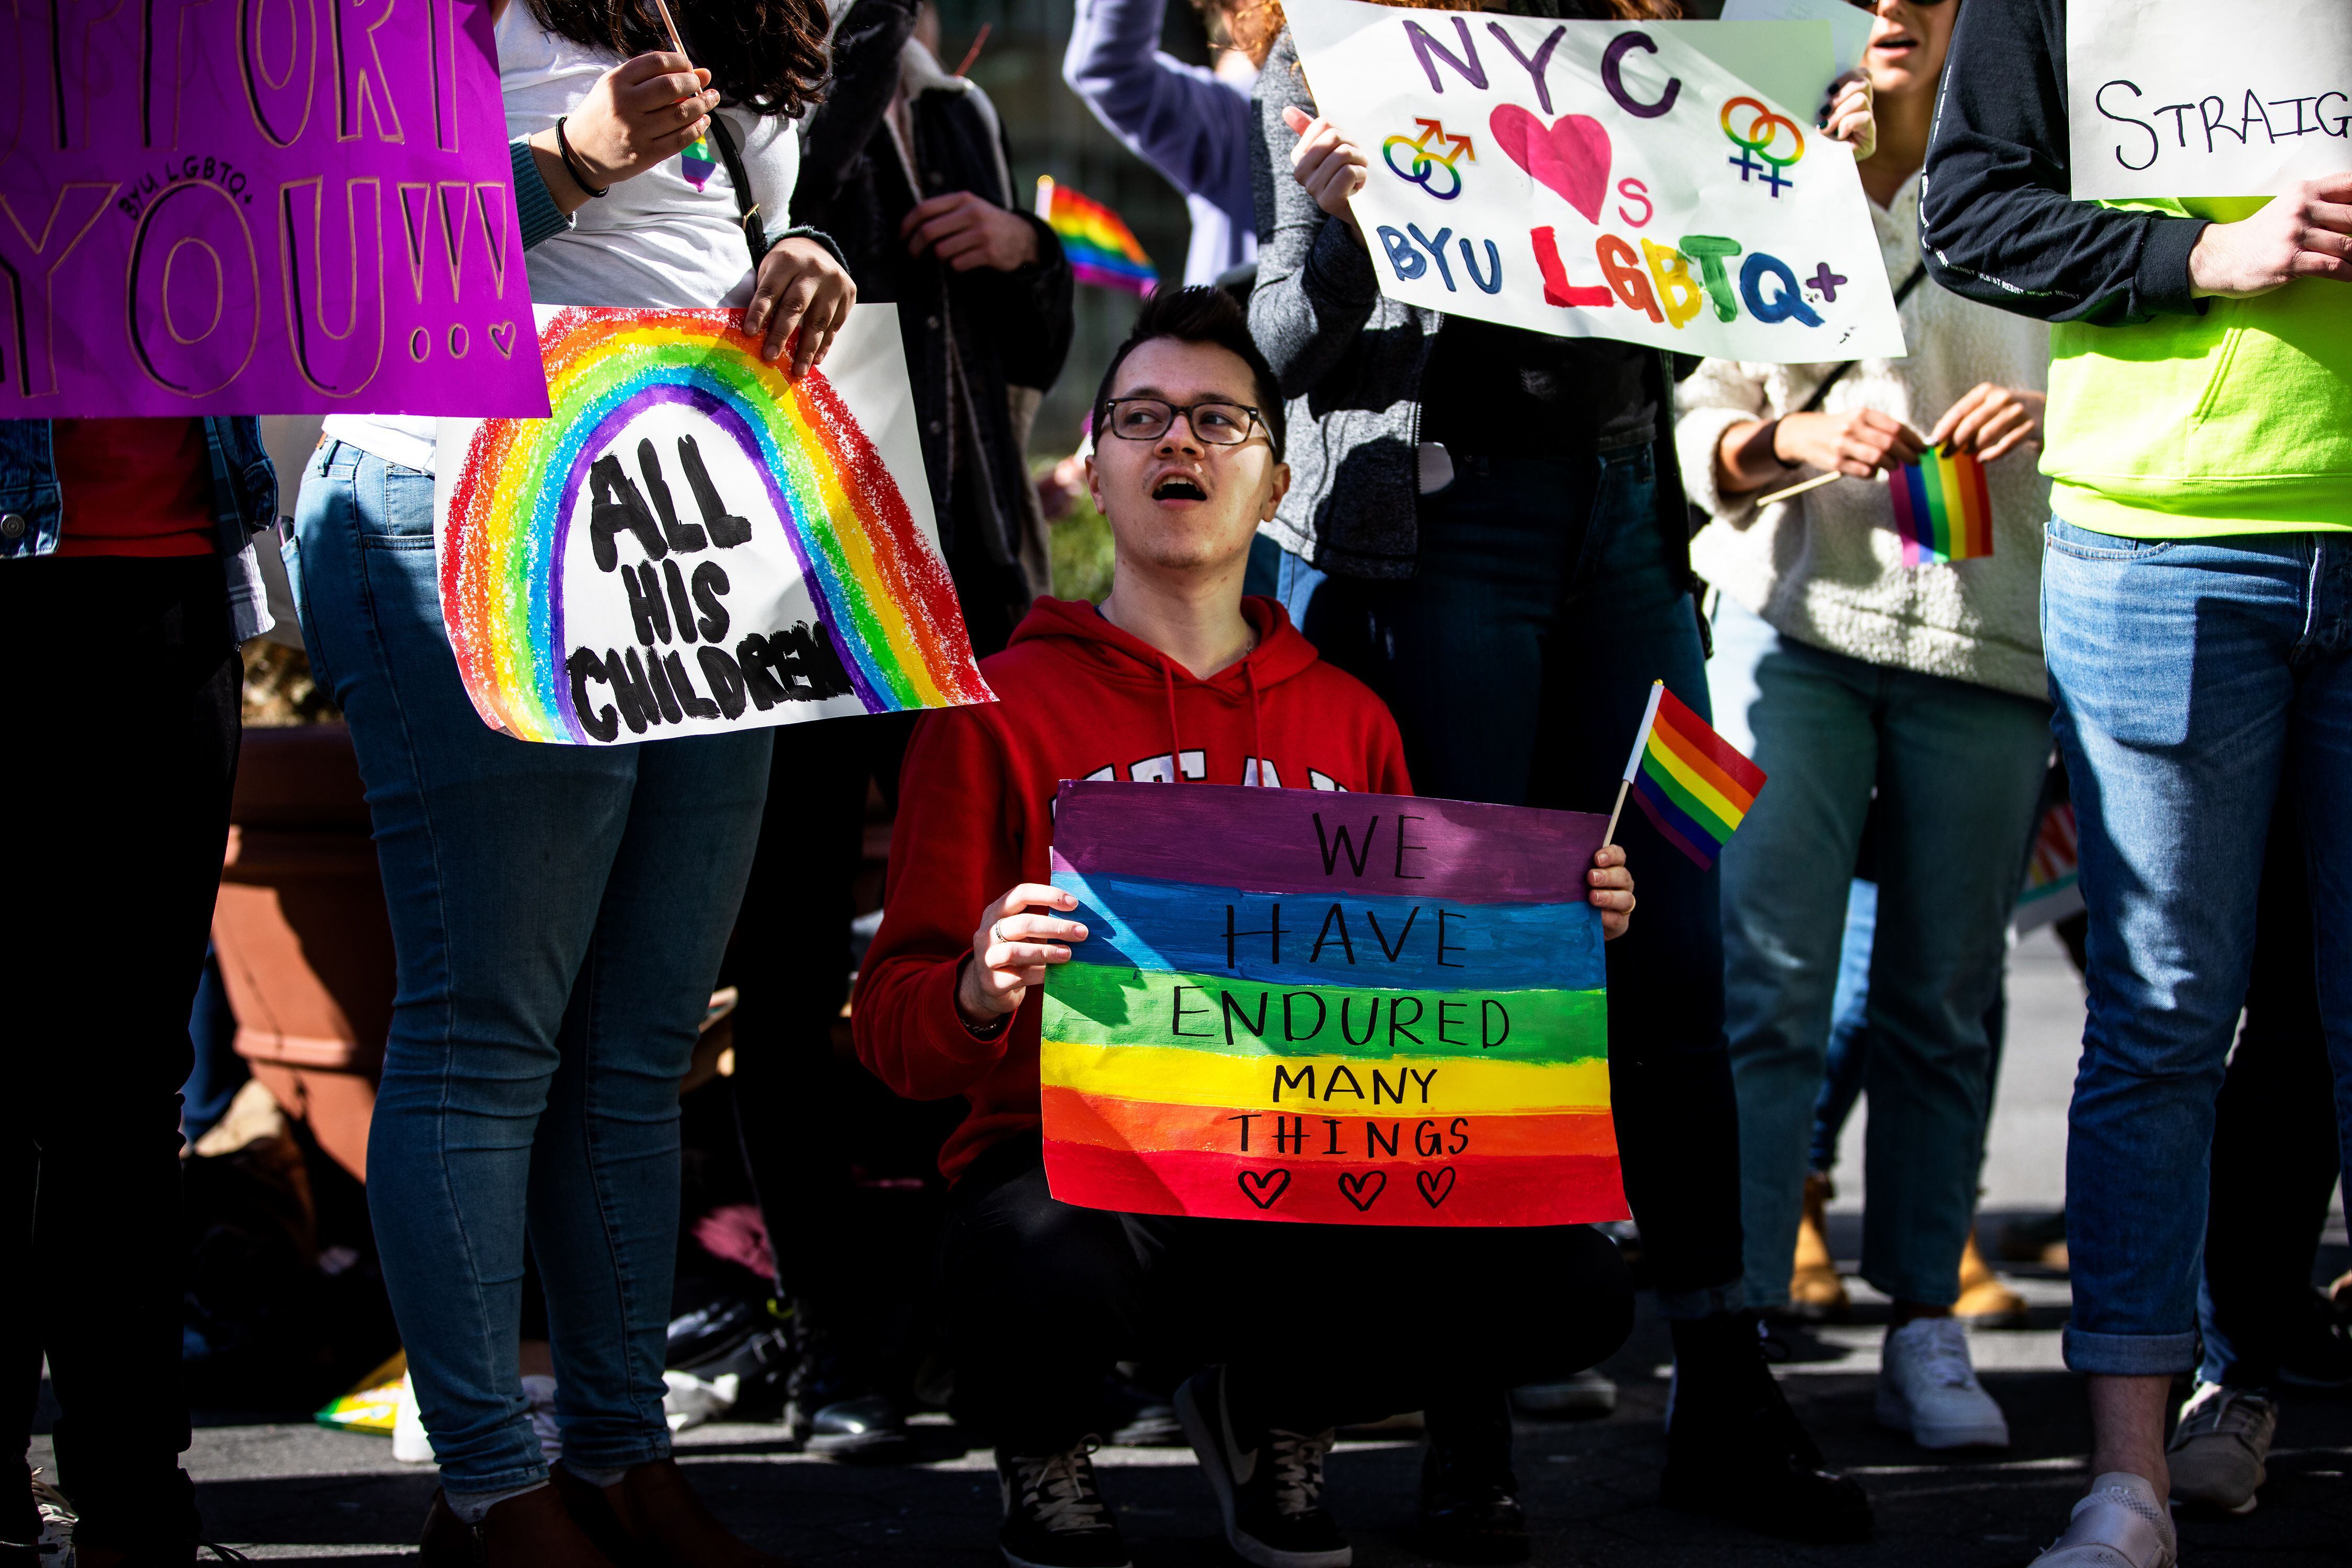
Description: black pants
1295,451,1741,1300
1,555,240,1549
939,1140,1634,1452
725,713,915,1301
2198,798,2342,1390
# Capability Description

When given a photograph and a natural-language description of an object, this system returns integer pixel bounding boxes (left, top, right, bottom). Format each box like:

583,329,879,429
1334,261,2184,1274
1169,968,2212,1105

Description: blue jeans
1708,598,2050,1309
1274,447,1743,1310
288,442,772,1493
2045,516,2352,1376
1811,880,1879,1174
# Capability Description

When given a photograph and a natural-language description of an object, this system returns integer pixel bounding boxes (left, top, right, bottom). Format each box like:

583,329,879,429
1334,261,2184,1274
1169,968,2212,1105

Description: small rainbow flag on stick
1888,449,1994,566
1609,682,1767,870
1035,176,1157,296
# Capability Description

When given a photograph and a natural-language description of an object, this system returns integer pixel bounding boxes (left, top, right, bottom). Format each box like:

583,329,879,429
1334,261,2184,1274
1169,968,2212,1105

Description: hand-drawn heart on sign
1417,1167,1458,1208
1237,1169,1293,1209
1337,1170,1389,1212
1490,105,1613,222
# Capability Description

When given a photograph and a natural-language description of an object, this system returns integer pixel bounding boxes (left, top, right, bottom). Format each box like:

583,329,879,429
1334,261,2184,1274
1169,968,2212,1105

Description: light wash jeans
2043,515,2352,1376
1710,598,2050,1309
289,441,772,1494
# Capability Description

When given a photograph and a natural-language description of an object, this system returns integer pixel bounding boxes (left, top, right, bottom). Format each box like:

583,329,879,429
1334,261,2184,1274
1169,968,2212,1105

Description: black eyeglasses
1101,398,1267,447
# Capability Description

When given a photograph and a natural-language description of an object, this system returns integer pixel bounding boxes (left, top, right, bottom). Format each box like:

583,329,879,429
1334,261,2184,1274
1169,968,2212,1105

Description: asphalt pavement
33,931,2352,1565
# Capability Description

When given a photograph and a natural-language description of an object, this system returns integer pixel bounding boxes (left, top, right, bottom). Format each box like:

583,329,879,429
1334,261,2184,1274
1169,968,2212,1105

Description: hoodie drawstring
1161,659,1187,782
1158,647,1278,788
1246,660,1273,788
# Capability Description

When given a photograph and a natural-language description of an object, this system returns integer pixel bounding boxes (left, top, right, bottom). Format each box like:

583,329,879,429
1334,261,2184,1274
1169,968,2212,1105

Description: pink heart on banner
1489,105,1612,224
487,321,518,358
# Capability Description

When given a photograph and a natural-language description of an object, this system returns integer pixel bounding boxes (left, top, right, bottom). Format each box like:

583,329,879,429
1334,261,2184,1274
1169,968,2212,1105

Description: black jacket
1918,0,2211,326
792,0,1075,635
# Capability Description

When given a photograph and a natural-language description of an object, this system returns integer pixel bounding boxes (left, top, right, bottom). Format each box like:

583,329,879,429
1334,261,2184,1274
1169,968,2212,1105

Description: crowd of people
7,1,2347,1567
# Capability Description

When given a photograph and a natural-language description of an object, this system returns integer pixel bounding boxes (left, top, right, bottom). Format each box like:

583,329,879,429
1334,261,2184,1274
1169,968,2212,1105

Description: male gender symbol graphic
1383,118,1476,201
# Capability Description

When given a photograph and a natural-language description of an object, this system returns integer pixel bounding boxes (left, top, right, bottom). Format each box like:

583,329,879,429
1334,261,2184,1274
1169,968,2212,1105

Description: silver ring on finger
990,920,1006,946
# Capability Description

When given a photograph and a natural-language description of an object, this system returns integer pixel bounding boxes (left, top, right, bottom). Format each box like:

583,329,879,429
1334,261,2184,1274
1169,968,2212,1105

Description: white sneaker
1875,1316,2010,1448
2028,1472,2176,1568
2166,1381,2275,1515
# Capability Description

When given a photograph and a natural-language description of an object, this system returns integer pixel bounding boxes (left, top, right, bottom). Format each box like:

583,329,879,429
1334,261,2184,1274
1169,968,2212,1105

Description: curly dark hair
1228,0,1682,70
525,0,830,116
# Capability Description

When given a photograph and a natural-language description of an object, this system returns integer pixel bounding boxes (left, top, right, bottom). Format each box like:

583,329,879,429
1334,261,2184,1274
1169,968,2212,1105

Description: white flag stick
1603,680,1667,849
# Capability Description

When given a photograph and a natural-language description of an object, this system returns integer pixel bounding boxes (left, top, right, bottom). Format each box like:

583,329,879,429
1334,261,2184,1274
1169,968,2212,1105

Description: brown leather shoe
599,1459,797,1567
1953,1226,2030,1328
419,1484,622,1567
1785,1170,1851,1322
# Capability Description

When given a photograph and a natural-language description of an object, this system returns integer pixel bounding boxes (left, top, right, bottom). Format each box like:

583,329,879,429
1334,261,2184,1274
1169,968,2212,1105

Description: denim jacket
0,416,278,640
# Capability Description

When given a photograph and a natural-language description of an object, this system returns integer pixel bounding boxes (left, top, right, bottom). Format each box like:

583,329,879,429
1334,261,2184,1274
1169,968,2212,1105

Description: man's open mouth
1152,475,1208,501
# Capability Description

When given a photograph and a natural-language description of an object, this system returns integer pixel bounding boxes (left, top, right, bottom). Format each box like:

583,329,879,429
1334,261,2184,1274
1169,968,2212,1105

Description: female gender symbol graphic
1720,97,1805,197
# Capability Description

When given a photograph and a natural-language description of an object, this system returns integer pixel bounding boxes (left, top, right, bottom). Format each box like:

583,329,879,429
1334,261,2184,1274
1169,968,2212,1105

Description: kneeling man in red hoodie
854,286,1638,1568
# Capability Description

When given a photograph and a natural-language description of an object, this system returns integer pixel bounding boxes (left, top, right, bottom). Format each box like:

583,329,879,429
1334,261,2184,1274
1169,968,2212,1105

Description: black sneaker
1175,1368,1351,1568
1413,1393,1530,1563
1660,1312,1872,1543
995,1444,1132,1568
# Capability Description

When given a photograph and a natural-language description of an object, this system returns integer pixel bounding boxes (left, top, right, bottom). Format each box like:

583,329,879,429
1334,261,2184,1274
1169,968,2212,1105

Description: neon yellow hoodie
2044,198,2352,538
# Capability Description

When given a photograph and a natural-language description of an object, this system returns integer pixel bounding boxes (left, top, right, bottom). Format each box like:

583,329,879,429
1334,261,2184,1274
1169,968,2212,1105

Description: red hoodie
854,595,1413,1183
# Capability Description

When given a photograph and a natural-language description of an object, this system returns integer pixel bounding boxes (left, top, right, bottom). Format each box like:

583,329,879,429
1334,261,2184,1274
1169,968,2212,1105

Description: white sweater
1675,174,2053,703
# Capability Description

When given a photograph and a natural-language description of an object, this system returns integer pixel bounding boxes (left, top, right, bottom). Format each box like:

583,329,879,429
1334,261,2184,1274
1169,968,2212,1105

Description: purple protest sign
0,0,550,418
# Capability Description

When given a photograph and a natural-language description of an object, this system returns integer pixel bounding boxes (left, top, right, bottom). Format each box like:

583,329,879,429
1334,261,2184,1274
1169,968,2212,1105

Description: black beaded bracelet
554,116,609,199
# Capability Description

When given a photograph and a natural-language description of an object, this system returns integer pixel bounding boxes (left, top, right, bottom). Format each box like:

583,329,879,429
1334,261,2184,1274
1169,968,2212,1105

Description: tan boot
1953,1226,2028,1328
1786,1170,1850,1321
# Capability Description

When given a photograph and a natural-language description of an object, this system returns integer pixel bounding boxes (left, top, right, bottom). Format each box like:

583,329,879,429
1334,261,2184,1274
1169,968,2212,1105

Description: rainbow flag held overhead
1623,682,1766,871
1035,176,1157,296
1041,782,1625,1228
1888,448,1994,566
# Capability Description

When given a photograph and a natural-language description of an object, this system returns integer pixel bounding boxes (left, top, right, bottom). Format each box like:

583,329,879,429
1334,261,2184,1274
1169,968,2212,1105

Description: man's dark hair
1091,286,1286,460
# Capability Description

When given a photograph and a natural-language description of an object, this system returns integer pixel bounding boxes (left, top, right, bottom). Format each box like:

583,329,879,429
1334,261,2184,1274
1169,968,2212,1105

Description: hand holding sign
2185,174,2352,298
960,883,1090,1025
1587,844,1636,938
746,239,859,375
1821,73,1875,164
1282,106,1373,236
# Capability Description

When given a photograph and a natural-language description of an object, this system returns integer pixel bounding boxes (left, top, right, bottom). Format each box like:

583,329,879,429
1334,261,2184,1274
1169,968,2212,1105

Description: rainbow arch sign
434,305,993,744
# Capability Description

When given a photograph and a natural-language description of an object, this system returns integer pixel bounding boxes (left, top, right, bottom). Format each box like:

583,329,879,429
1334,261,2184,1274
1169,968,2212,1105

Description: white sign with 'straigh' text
2069,0,2352,200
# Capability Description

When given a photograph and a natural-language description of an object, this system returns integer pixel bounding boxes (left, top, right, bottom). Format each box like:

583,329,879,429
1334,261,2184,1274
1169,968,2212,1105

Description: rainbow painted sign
1041,782,1625,1228
433,305,993,744
1283,0,1903,361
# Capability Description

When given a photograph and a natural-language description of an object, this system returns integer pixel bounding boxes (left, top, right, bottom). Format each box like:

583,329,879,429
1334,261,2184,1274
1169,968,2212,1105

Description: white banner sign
1283,0,1904,362
433,304,993,746
2069,0,2352,200
1720,0,1873,100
